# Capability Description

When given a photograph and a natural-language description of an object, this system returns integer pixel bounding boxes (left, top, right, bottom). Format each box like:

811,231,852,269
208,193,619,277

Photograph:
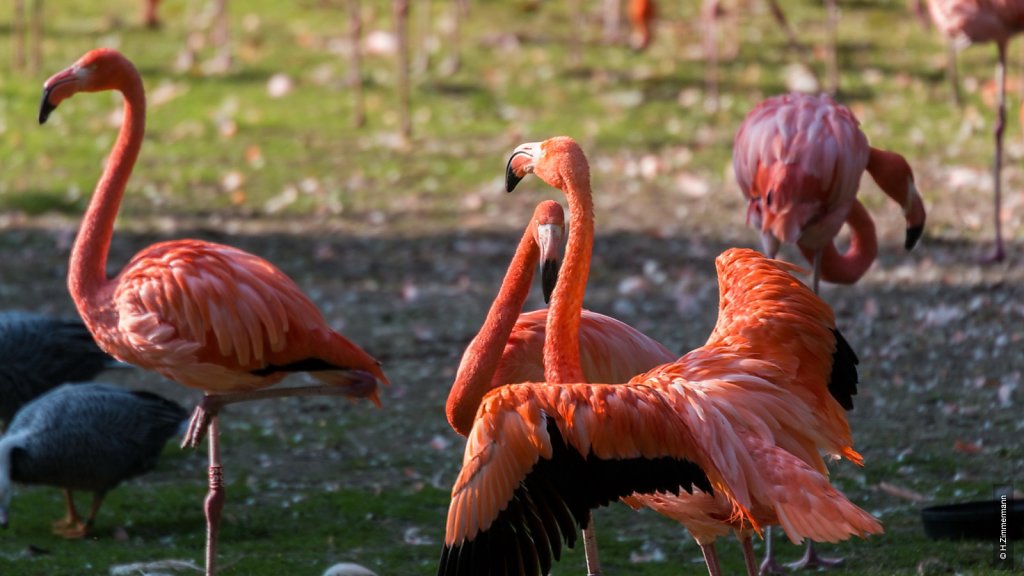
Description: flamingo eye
766,190,774,208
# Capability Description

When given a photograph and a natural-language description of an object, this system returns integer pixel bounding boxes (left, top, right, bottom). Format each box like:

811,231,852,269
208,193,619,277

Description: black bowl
921,499,1023,541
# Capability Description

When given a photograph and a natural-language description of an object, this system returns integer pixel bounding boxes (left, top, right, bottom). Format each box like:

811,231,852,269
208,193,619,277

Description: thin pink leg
700,541,722,576
205,417,225,576
582,514,602,575
758,527,786,575
987,41,1007,262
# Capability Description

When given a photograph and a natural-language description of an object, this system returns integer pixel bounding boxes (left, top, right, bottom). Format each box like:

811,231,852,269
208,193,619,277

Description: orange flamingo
734,93,927,293
628,0,656,50
437,137,865,575
927,0,1024,261
38,49,387,576
446,199,676,575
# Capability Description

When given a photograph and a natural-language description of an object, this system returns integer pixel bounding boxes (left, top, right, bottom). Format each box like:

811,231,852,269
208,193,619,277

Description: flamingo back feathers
104,239,385,394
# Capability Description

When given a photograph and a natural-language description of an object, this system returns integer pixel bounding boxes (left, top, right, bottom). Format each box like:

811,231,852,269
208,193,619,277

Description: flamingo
0,311,125,424
734,93,927,294
446,199,676,575
926,0,1024,261
38,49,388,576
437,137,866,575
0,383,187,537
628,0,656,50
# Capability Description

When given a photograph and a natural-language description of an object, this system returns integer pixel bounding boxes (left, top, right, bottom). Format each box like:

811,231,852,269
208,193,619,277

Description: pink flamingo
734,92,927,294
927,0,1024,261
38,49,387,576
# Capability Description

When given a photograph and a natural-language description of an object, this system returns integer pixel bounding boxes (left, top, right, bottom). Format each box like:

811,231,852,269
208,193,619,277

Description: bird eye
766,190,773,208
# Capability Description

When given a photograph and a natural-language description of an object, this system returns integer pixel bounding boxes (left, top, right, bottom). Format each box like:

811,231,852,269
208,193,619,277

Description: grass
1,0,1022,574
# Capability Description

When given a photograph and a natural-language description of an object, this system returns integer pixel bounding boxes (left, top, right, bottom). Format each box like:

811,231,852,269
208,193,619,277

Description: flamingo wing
684,248,861,464
438,377,776,576
495,309,676,387
106,239,383,392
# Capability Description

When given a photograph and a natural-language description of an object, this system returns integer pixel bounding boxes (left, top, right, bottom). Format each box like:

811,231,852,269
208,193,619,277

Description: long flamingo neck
446,230,538,436
544,177,593,383
68,70,146,312
801,200,878,285
866,147,925,230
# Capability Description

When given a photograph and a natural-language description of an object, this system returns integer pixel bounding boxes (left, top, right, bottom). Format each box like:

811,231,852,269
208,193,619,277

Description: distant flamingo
628,0,656,50
39,49,387,576
11,1,163,72
927,0,1024,261
446,199,676,575
734,93,927,293
437,137,864,576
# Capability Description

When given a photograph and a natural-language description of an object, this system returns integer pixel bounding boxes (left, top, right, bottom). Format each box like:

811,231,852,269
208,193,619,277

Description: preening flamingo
734,92,927,293
926,0,1024,261
38,49,387,576
436,137,865,576
0,311,125,424
0,383,187,537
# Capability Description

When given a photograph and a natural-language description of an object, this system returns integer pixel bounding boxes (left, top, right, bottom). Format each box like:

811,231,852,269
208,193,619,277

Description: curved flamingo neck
68,64,146,313
544,175,593,384
446,229,539,436
866,147,925,229
801,200,878,285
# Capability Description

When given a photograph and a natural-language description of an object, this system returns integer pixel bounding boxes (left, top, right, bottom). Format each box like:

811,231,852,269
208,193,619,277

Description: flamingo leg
700,541,723,576
764,0,800,51
702,0,720,111
947,41,962,108
988,41,1007,262
205,417,226,576
740,534,758,576
758,527,787,575
824,0,839,94
582,513,602,575
785,541,844,570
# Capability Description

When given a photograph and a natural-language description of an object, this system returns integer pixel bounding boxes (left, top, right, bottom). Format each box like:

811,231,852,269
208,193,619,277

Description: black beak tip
504,154,525,193
905,224,924,250
39,89,56,125
541,260,559,304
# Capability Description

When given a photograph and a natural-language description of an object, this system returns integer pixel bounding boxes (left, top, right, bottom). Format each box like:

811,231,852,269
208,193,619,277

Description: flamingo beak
535,222,564,304
39,68,79,125
761,230,781,259
39,86,58,124
505,142,540,192
905,224,924,250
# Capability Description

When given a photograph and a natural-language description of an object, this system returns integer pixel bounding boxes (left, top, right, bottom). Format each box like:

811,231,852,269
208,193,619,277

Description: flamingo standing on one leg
436,137,867,575
38,49,388,576
927,0,1024,261
734,92,927,294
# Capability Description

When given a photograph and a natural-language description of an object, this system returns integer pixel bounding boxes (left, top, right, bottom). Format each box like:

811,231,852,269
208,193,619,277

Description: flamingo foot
50,514,79,531
978,243,1006,264
759,554,788,576
784,543,844,571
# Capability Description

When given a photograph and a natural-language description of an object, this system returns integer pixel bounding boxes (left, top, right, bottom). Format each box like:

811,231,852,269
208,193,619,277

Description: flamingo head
531,200,566,304
755,164,822,254
39,48,137,124
505,137,590,194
